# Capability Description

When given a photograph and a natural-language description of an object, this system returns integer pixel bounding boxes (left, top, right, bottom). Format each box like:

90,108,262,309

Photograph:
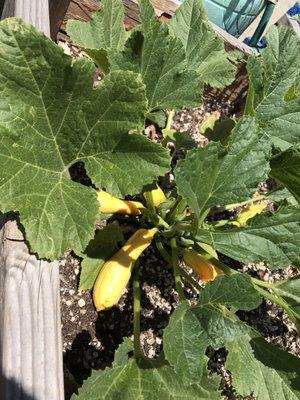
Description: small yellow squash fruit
233,203,267,227
144,185,166,207
183,249,224,283
93,228,157,311
97,190,145,215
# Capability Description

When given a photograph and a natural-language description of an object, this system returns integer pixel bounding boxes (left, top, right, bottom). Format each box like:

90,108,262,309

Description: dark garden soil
57,39,300,400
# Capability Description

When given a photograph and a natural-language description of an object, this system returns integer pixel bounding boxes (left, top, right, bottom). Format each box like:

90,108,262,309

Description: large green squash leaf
275,276,300,330
246,26,300,149
226,330,300,399
174,118,270,219
197,207,300,268
67,0,127,73
168,0,235,88
163,274,260,382
68,0,232,112
270,146,300,203
72,343,221,399
0,19,170,259
109,0,204,111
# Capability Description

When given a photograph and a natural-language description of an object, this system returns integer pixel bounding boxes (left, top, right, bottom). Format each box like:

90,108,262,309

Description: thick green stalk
179,268,202,292
251,277,276,290
157,215,170,229
156,239,202,292
166,109,175,130
133,266,142,359
170,237,185,301
167,198,187,223
155,239,172,264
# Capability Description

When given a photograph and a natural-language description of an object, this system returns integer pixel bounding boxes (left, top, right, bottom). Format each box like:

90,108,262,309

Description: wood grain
1,218,64,400
49,0,71,39
2,0,50,36
0,1,64,399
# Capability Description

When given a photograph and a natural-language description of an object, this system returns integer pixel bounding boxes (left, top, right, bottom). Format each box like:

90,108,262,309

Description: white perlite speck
78,299,85,308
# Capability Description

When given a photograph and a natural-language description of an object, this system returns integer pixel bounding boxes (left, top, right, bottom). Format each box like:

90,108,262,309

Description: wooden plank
49,0,71,40
239,0,295,40
278,13,300,37
2,0,50,35
1,219,64,400
130,0,179,15
212,23,257,56
0,215,7,400
1,0,13,19
0,1,64,399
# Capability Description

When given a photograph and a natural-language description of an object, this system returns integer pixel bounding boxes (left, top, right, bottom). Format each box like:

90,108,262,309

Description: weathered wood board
1,218,64,400
0,1,64,399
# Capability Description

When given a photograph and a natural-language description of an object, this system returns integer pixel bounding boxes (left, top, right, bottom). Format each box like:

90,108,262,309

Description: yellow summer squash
144,185,166,207
93,228,157,311
233,203,267,227
97,190,145,215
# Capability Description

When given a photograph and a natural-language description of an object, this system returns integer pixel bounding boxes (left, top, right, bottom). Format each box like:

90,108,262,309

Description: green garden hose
249,0,277,47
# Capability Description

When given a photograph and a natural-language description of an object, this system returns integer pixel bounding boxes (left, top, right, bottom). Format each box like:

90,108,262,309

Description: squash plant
0,0,299,398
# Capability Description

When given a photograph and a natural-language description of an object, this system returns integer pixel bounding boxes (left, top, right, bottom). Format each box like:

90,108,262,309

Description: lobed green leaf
175,118,270,220
163,274,260,382
0,18,170,258
226,330,300,399
168,0,235,88
197,207,300,268
246,26,300,150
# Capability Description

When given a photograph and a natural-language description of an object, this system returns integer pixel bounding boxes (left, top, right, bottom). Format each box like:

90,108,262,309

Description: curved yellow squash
97,190,145,215
93,228,157,311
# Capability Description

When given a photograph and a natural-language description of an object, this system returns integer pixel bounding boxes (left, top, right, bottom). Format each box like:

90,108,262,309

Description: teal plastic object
180,0,266,38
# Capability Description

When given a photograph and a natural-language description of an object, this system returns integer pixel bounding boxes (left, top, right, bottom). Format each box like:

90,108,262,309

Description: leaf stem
156,239,202,292
157,215,170,229
198,209,210,227
253,284,300,332
166,109,175,130
133,265,142,359
254,285,288,309
179,268,202,292
251,277,276,290
167,198,186,223
155,239,172,264
170,237,185,301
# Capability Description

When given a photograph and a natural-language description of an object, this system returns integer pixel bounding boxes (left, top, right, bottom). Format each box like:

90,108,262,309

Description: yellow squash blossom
183,249,224,283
